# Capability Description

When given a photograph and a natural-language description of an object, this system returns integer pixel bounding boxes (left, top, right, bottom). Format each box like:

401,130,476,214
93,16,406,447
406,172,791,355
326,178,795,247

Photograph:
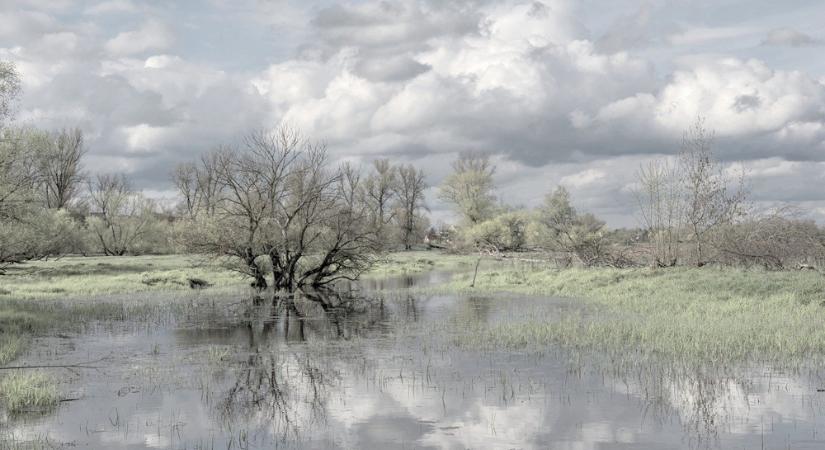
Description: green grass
0,254,243,301
365,250,475,277
0,371,59,414
420,263,825,365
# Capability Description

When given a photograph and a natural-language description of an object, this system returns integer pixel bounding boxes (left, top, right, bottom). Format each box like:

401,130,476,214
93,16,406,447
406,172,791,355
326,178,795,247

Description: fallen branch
0,358,106,370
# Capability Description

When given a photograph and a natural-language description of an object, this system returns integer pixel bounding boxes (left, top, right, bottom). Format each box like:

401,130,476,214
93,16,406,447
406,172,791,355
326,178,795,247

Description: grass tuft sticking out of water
0,371,59,414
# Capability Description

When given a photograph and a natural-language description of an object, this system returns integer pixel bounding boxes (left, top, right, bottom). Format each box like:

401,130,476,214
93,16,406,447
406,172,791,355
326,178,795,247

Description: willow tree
180,126,380,291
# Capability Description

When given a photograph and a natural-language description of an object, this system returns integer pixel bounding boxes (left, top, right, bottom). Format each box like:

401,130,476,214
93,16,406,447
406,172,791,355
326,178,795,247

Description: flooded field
3,273,825,449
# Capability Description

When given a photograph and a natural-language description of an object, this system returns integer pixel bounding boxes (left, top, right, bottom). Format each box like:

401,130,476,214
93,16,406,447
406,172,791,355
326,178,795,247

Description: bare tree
634,158,683,267
363,159,397,241
438,152,496,224
714,207,825,269
87,174,157,256
36,128,86,209
195,151,222,216
180,126,380,292
172,162,199,217
679,118,747,266
0,61,21,128
394,164,428,250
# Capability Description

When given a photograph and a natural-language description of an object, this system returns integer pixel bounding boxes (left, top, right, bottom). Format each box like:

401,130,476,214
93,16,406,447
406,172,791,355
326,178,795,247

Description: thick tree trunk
244,249,267,289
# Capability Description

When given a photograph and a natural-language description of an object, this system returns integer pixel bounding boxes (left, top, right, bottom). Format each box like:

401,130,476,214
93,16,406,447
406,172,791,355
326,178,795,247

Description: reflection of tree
216,332,335,442
212,289,391,443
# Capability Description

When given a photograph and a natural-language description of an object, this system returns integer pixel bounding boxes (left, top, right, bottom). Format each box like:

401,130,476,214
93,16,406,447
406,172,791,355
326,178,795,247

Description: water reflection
4,286,825,449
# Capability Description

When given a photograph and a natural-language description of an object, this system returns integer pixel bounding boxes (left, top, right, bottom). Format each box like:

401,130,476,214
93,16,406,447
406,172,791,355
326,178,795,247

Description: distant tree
678,118,747,266
394,164,428,250
438,152,496,224
634,158,683,267
172,161,199,217
0,61,21,128
714,207,825,269
535,186,610,266
36,128,86,209
87,174,157,256
463,210,529,253
363,159,397,243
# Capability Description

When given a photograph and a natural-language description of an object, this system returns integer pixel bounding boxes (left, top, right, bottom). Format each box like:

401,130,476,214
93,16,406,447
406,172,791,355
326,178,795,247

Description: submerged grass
420,262,825,365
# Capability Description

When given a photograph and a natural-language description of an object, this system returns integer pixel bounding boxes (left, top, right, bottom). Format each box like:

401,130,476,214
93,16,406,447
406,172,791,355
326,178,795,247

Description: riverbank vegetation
421,262,825,365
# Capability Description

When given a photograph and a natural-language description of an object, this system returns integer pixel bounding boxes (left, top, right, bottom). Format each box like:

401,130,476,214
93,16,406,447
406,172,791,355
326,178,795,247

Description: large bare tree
181,126,380,291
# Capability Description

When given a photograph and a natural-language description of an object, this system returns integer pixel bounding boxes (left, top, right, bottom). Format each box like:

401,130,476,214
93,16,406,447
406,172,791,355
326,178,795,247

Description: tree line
3,59,825,286
437,118,825,270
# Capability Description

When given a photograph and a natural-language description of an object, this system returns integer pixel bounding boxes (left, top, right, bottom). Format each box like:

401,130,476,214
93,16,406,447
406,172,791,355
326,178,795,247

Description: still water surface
4,273,825,449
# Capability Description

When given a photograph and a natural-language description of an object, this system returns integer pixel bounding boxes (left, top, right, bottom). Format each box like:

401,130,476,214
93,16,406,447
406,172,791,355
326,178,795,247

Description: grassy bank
423,262,825,365
364,250,475,277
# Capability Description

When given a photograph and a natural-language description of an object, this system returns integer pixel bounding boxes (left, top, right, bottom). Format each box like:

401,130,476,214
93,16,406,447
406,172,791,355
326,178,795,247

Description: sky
2,0,825,226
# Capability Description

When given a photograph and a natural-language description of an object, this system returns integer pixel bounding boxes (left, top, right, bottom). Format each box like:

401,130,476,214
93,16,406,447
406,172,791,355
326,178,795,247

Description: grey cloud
732,94,761,113
354,56,431,82
761,27,819,47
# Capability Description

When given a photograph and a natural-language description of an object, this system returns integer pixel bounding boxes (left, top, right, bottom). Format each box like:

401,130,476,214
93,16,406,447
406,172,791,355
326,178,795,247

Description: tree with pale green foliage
533,186,610,266
463,210,530,252
438,152,497,225
0,63,83,271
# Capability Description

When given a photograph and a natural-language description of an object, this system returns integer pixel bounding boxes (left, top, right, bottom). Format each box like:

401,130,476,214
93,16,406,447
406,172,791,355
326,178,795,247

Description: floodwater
3,273,825,449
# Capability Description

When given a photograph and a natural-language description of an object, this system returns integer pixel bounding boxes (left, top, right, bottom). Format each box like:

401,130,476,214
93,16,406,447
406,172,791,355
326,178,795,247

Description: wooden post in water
470,256,482,288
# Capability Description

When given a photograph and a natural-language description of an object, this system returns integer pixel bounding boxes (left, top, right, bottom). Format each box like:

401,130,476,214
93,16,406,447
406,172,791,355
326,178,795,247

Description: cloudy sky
3,0,825,226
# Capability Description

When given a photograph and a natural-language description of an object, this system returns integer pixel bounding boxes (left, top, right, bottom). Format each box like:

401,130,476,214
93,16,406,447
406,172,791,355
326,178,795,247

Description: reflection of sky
6,294,825,449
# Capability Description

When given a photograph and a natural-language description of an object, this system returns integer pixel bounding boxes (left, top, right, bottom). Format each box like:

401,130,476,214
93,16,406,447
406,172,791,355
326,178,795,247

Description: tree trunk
244,249,267,290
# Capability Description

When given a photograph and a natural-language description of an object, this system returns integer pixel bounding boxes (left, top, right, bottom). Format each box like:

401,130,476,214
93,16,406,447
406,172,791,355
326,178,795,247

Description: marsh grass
365,251,474,277
416,263,825,365
0,255,252,414
0,255,243,301
0,371,59,414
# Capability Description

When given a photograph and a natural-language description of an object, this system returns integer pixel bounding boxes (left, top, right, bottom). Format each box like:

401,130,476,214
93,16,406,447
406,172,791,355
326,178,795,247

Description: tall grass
422,263,825,365
0,371,59,414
